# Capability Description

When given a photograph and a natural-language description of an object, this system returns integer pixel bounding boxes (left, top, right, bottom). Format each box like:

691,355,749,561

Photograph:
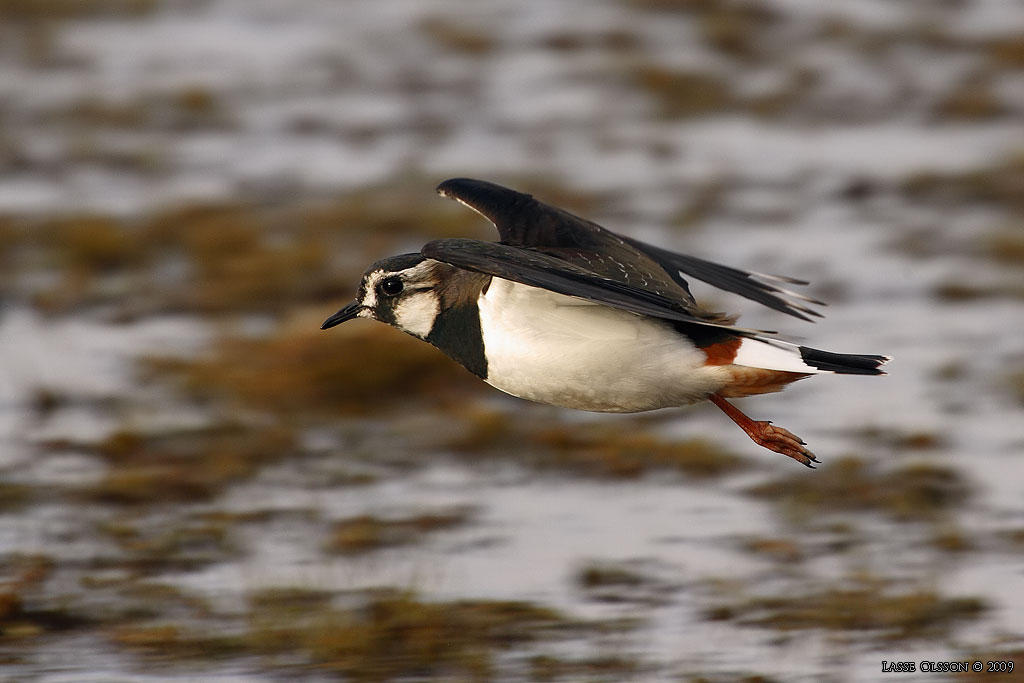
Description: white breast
477,278,729,412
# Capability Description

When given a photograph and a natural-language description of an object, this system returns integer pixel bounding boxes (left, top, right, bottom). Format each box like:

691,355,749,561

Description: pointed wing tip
789,303,827,322
751,270,811,286
787,309,816,323
750,273,830,317
764,286,828,322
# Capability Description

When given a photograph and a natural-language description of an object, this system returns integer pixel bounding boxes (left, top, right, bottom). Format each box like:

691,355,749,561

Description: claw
708,394,819,468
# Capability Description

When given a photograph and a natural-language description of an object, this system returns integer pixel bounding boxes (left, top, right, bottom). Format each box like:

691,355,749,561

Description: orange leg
709,394,818,468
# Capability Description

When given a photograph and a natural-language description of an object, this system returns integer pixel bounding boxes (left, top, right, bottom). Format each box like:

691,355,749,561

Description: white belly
477,278,729,412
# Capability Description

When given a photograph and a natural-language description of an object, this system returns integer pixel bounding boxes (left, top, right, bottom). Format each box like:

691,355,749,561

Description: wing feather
437,177,825,321
422,238,772,337
621,238,826,322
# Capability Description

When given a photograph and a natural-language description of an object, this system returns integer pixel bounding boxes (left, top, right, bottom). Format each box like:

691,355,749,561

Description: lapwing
322,178,890,467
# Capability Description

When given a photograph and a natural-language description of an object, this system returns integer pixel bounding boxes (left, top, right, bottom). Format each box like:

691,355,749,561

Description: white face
389,288,440,338
360,260,441,339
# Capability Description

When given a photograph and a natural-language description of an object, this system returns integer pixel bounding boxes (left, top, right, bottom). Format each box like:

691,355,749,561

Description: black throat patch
426,299,488,379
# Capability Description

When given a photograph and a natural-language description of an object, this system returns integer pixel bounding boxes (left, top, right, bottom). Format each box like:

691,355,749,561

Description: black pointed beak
321,301,364,330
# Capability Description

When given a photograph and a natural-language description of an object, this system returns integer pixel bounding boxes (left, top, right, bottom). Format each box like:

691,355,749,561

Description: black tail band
799,346,890,375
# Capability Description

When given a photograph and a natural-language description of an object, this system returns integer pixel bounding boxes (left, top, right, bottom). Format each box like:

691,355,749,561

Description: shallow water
2,0,1023,680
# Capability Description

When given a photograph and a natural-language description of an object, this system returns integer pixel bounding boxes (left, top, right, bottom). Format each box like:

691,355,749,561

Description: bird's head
321,253,449,339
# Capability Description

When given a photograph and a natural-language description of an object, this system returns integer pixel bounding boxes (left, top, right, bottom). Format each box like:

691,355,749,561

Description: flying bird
322,178,890,467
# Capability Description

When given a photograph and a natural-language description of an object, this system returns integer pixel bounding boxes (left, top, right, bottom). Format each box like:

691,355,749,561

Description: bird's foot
743,420,818,468
708,393,819,468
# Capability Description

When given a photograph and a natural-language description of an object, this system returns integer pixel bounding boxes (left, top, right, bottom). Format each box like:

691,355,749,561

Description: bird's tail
730,336,891,375
797,346,891,375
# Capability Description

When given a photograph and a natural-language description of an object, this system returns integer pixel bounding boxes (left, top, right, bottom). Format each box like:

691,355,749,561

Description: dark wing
421,238,770,337
619,237,825,321
436,177,824,321
437,178,699,310
438,177,620,249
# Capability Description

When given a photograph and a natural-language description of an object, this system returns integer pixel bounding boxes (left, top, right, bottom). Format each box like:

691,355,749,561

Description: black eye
380,277,404,296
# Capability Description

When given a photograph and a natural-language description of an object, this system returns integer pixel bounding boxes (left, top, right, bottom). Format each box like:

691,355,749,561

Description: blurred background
1,0,1023,680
